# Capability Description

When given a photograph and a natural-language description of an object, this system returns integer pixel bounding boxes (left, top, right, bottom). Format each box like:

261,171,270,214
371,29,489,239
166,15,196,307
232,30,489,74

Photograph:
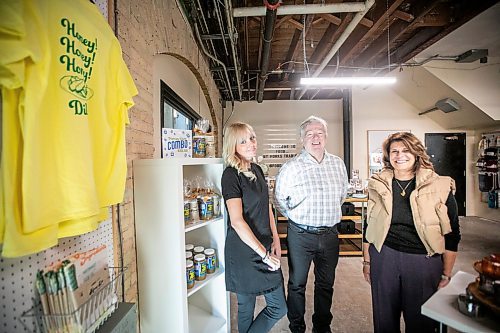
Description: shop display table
421,271,500,333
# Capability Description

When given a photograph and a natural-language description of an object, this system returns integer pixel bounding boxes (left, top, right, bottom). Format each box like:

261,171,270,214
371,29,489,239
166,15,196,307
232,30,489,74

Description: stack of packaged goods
185,244,218,289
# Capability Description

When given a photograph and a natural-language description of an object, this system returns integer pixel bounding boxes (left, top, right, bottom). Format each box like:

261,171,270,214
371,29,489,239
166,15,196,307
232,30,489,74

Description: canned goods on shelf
193,246,205,255
185,251,193,261
194,254,207,281
189,199,199,221
186,260,195,289
185,244,194,256
211,194,221,217
193,136,206,158
205,136,216,158
184,201,191,224
204,248,217,274
198,195,214,220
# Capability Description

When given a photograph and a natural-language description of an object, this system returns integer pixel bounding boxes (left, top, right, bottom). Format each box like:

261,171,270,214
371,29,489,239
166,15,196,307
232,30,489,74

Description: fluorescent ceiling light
300,77,397,85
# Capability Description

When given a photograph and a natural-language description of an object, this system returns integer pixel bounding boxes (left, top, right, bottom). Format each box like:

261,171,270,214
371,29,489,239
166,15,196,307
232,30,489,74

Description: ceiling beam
389,27,442,64
351,0,442,68
309,89,321,100
354,19,407,67
394,0,444,34
297,0,376,100
275,10,314,101
318,13,341,26
395,0,499,64
339,0,406,66
276,28,302,100
275,15,293,29
393,9,414,22
318,13,373,28
309,14,354,65
312,17,324,26
412,12,450,28
288,18,304,31
279,15,316,81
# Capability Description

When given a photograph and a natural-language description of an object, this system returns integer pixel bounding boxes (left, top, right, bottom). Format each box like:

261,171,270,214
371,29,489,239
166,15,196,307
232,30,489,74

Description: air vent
435,98,460,113
419,98,460,115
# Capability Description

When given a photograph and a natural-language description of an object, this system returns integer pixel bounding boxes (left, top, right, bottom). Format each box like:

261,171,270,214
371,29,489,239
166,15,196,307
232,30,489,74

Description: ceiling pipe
234,2,368,17
193,22,235,102
213,0,230,57
256,0,280,103
298,0,375,100
223,0,243,101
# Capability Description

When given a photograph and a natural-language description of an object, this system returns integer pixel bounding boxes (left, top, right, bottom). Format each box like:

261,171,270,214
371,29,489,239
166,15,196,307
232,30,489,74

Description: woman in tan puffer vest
362,132,461,333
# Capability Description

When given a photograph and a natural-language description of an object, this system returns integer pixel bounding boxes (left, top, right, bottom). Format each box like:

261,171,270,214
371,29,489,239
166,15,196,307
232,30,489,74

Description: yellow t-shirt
0,0,137,256
0,85,109,257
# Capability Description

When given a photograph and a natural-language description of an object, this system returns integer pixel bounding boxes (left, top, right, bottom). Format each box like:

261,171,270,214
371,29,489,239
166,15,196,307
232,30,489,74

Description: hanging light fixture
300,0,396,88
300,76,396,86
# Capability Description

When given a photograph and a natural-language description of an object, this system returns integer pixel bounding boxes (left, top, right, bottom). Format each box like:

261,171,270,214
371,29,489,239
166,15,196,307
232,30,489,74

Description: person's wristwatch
362,260,371,266
441,274,451,281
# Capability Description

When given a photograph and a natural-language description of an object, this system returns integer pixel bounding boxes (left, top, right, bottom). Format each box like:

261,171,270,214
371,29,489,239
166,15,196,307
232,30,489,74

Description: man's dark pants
286,221,340,333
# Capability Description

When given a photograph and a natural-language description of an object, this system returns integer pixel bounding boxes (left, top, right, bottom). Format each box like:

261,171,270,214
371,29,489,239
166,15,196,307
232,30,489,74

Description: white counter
421,271,500,333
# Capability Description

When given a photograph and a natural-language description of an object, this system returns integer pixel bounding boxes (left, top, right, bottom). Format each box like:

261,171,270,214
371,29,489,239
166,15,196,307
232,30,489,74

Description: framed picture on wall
367,130,410,177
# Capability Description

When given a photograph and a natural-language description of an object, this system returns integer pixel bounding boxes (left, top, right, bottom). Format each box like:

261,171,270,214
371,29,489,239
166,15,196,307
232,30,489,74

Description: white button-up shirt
274,149,348,227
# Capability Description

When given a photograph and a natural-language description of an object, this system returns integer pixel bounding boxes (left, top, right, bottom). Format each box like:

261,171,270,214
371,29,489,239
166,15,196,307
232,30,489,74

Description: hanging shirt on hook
0,0,138,257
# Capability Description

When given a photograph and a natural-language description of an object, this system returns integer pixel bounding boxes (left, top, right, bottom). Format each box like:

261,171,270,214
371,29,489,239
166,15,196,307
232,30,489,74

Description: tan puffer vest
365,168,455,256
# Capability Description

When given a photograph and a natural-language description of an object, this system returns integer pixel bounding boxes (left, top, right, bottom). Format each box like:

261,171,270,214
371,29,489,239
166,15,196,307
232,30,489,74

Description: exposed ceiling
389,2,500,129
179,0,498,103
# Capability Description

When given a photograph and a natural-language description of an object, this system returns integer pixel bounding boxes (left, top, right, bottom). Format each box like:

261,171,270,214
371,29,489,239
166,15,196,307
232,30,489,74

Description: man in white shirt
275,116,348,333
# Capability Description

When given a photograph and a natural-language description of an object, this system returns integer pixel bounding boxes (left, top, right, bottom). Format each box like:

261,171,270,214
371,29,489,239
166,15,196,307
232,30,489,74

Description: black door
425,133,466,216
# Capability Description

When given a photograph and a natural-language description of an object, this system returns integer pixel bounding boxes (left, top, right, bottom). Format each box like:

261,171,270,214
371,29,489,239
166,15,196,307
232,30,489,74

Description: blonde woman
222,122,286,333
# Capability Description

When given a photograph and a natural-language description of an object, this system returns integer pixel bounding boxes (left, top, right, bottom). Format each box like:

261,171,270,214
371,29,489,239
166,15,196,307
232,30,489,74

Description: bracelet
441,274,451,281
262,251,270,261
362,260,371,266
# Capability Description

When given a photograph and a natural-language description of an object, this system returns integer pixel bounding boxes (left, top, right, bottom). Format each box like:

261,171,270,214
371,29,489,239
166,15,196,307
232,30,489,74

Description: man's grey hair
299,116,328,138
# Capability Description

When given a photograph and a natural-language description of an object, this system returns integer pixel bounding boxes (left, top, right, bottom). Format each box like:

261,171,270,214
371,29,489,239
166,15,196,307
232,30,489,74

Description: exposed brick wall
108,0,223,304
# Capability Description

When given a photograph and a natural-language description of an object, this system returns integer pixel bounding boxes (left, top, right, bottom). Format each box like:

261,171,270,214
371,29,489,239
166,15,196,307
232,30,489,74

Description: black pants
236,284,287,333
369,244,442,333
287,222,339,333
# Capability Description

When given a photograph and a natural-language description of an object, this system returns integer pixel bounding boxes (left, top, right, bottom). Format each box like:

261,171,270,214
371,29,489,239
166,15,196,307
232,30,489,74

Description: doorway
425,133,466,216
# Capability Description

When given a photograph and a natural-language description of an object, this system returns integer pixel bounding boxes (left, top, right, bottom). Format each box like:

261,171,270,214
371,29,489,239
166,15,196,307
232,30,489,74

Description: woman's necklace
394,178,414,197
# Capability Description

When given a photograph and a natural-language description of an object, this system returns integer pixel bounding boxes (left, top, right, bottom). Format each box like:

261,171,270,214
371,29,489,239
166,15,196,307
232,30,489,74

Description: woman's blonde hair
382,132,434,172
223,122,257,181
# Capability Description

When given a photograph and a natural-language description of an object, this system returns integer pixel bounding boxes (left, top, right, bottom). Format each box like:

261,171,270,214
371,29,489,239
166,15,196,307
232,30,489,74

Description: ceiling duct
419,98,460,115
455,49,488,63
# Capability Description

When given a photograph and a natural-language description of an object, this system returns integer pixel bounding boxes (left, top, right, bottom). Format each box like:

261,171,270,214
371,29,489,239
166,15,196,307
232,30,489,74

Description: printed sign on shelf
162,128,192,158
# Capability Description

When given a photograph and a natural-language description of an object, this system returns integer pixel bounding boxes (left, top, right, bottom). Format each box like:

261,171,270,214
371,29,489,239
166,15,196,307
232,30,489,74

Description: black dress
221,163,283,295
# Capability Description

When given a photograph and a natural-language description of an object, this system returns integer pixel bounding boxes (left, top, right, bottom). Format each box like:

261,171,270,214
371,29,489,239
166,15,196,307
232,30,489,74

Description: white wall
153,54,211,158
353,85,477,215
216,86,489,216
226,100,344,176
423,60,500,121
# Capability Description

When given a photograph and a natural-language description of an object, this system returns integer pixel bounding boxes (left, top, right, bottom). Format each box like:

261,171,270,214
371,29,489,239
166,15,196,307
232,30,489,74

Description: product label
194,261,206,280
186,267,195,286
162,128,192,158
206,256,216,273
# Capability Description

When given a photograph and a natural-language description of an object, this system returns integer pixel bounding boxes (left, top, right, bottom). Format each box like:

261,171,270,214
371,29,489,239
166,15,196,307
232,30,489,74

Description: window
160,80,200,132
160,81,201,157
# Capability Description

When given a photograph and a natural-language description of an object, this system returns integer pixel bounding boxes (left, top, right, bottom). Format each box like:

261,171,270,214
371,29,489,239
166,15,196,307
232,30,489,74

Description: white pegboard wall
0,219,115,333
94,0,109,20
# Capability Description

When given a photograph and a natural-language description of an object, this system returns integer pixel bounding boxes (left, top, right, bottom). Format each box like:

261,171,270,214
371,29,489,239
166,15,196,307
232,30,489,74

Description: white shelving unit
133,158,229,333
